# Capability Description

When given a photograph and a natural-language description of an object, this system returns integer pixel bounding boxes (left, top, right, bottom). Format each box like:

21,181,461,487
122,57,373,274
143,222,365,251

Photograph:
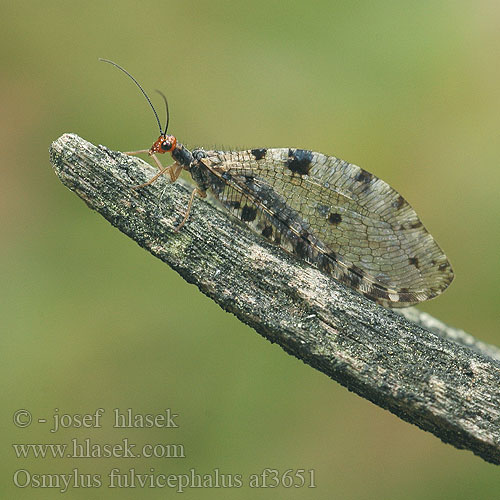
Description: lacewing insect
100,59,453,307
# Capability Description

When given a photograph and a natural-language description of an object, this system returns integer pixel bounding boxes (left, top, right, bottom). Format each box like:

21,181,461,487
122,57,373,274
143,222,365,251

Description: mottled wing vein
197,148,453,307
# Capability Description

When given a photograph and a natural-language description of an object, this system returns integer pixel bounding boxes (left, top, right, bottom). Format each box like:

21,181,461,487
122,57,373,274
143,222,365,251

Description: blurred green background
2,1,499,498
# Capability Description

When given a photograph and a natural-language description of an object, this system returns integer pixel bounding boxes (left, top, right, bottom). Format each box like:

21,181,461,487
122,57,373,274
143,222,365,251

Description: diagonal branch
49,133,500,465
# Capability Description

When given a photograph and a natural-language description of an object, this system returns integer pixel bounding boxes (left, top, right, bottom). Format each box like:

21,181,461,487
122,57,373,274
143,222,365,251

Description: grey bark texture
50,133,500,465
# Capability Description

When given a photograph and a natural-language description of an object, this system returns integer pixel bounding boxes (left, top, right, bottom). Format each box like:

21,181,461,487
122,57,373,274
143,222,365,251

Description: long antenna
155,90,170,135
99,58,164,135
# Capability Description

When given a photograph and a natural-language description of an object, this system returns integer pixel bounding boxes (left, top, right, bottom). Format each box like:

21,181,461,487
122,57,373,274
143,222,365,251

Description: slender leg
130,149,184,188
132,161,180,189
174,188,206,232
150,154,183,182
125,149,202,231
124,149,150,155
169,162,184,182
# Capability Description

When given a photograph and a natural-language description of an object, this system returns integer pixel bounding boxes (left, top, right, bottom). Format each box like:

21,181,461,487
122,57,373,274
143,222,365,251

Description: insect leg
149,153,183,181
124,149,150,155
174,187,206,233
132,160,181,189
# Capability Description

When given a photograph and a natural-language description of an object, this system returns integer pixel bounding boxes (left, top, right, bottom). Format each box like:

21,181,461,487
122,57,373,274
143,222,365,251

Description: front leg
124,149,150,155
132,155,183,189
124,149,183,187
150,154,183,183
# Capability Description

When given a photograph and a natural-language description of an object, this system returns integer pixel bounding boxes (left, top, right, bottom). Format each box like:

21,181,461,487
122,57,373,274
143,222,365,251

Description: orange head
150,134,177,155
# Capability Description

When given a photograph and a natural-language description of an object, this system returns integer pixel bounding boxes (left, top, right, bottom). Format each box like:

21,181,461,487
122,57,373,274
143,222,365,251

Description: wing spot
348,264,365,288
294,239,308,259
286,149,313,175
393,195,405,209
262,225,273,238
349,273,362,288
409,257,420,268
355,169,373,184
251,148,267,160
328,213,342,225
241,205,257,222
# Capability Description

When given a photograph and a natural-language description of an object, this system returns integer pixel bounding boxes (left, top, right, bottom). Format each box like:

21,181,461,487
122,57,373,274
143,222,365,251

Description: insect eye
161,141,170,150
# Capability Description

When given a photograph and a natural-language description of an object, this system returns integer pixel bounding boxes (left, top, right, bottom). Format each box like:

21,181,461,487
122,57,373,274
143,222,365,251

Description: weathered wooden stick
50,133,500,465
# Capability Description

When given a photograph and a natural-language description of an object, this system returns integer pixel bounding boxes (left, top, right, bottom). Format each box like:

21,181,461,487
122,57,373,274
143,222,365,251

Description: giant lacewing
100,59,453,308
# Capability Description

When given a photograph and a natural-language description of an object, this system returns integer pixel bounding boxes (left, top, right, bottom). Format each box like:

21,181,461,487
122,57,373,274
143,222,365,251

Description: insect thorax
187,149,213,192
171,142,194,170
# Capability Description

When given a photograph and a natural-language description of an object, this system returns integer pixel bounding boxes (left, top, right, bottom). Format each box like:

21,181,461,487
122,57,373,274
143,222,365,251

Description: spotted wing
199,148,453,307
